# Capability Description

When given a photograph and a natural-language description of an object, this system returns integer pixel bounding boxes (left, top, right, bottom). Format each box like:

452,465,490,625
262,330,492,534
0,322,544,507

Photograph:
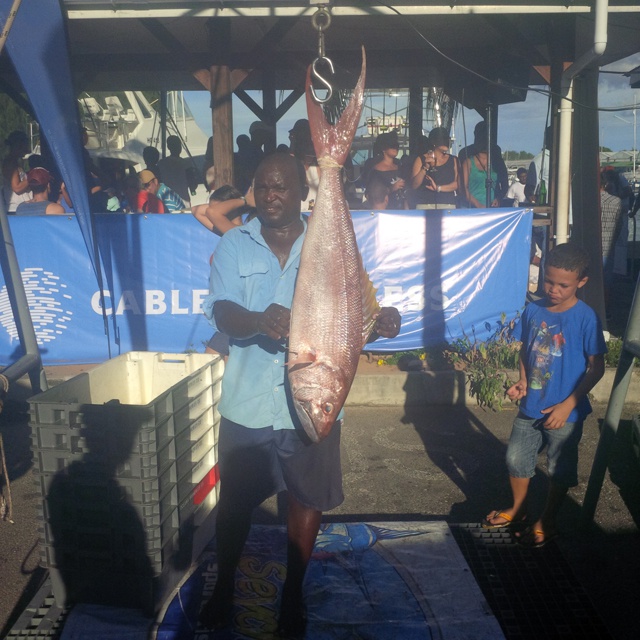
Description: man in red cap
15,168,64,215
137,169,165,213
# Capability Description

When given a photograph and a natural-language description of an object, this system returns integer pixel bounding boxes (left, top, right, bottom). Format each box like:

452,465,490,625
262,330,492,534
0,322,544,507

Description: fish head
289,361,347,443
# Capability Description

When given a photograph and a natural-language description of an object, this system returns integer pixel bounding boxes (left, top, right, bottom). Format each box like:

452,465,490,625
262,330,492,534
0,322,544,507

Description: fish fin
287,349,317,369
306,46,366,167
360,260,381,348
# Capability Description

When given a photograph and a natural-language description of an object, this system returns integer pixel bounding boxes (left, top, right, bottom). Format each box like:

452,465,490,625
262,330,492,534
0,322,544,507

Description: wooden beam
193,68,250,93
533,65,551,85
571,69,606,326
210,65,233,189
232,17,301,93
206,18,233,189
274,89,304,121
234,89,265,121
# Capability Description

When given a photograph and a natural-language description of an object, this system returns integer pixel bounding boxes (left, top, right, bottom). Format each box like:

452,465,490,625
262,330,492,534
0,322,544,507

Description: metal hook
311,7,332,44
310,56,334,104
310,7,334,104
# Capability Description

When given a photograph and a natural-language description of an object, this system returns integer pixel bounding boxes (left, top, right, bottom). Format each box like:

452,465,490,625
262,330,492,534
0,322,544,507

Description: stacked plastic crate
28,352,224,613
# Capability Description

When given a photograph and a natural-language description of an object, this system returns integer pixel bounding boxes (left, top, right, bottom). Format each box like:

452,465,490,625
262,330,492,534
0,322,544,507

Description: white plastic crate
28,351,224,612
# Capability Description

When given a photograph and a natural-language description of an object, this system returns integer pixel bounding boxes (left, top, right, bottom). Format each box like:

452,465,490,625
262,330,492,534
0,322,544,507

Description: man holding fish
200,52,400,637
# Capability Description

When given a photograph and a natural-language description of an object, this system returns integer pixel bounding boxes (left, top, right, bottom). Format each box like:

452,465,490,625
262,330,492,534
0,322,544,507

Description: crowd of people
355,122,518,212
0,129,203,216
5,118,629,220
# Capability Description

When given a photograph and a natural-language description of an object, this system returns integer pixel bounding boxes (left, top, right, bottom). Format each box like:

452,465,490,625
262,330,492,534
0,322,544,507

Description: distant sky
185,52,640,156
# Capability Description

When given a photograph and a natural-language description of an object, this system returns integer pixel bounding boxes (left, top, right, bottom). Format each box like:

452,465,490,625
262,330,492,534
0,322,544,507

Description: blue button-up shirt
202,216,307,430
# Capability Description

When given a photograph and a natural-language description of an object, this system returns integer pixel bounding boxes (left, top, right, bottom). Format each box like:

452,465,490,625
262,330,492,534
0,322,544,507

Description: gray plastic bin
28,351,224,613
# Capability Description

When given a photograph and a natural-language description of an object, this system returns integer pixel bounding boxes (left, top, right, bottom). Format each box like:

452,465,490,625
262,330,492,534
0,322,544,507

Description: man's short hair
365,178,389,207
143,146,160,166
259,151,307,192
27,167,51,194
210,184,244,202
167,135,182,155
545,243,590,279
516,168,527,178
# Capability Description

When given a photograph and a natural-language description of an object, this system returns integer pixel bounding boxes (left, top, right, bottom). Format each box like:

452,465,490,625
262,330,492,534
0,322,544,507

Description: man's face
253,156,303,228
147,178,160,194
518,171,528,184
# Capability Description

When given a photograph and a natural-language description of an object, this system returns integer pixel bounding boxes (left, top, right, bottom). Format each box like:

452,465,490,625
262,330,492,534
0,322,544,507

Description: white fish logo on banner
0,268,73,344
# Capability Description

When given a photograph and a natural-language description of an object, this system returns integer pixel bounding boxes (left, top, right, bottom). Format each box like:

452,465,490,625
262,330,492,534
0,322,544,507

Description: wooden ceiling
3,2,640,110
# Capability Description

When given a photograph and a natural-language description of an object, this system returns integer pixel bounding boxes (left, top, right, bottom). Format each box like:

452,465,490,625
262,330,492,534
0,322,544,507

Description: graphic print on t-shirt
528,320,565,390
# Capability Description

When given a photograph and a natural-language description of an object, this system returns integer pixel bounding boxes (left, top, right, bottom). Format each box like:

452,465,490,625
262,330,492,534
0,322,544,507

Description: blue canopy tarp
1,0,96,275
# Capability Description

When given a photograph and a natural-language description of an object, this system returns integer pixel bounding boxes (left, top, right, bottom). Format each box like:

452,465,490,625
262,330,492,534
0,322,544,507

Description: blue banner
357,207,532,350
1,0,95,274
0,209,531,365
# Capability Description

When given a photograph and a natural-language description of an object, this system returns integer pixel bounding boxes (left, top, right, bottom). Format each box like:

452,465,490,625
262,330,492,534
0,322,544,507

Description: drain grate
451,523,612,640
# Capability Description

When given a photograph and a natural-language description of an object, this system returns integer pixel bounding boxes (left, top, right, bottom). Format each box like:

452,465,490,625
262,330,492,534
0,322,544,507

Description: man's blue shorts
506,412,584,487
206,331,230,356
217,417,344,512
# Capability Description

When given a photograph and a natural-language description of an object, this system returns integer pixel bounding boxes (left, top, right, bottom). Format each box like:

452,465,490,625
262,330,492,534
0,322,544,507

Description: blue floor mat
154,521,503,639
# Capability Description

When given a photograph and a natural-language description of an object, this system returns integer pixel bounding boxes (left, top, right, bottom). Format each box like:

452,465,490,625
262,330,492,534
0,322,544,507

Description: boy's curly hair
545,243,589,279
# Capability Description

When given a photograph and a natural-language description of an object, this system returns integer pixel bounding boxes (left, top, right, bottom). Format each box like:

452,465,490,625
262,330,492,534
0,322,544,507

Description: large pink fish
288,49,379,443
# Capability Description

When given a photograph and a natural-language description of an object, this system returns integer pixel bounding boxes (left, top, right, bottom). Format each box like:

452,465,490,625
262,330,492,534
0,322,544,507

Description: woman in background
462,140,499,208
366,131,406,210
2,131,32,212
410,127,458,210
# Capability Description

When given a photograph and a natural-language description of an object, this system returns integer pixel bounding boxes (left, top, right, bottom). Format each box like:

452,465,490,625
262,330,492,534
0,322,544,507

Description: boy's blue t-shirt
512,299,606,422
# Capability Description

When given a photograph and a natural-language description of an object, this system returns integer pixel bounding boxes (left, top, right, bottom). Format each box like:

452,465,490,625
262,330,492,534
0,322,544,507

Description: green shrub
442,313,521,410
370,317,631,409
603,336,639,369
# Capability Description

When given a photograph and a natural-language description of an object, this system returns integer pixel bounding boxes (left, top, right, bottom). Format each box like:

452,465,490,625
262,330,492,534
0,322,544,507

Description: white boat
78,90,211,204
79,91,210,167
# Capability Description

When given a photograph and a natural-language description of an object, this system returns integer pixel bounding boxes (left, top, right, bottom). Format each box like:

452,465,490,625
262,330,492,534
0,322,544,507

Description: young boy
483,243,606,547
505,167,528,206
362,177,390,210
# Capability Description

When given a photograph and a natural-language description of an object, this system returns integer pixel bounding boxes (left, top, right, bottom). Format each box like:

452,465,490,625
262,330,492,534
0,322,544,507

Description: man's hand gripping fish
288,49,380,444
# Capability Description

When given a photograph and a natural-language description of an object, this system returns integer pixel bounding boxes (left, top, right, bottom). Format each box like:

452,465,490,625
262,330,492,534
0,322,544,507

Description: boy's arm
507,345,528,401
541,353,605,429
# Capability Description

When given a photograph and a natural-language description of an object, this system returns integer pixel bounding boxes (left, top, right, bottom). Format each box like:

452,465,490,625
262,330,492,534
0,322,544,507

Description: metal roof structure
1,2,638,112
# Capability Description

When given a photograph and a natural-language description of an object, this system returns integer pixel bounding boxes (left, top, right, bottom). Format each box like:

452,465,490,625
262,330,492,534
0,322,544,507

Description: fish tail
306,46,366,167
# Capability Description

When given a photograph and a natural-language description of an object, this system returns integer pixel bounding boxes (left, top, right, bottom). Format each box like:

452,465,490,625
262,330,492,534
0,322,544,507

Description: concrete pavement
1,372,640,638
1,271,639,637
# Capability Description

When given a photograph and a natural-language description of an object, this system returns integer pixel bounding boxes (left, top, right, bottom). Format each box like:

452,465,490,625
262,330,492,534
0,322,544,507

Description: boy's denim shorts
506,412,584,487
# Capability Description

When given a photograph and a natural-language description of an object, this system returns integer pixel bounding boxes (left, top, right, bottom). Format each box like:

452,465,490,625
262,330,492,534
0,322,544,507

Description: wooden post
571,68,606,325
210,65,234,189
206,17,234,189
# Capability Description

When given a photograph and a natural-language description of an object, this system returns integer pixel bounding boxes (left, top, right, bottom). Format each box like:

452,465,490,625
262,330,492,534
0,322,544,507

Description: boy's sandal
517,527,558,549
482,510,525,529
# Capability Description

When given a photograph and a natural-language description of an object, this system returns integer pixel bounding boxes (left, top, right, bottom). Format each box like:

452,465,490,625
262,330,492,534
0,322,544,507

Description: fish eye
323,403,333,414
